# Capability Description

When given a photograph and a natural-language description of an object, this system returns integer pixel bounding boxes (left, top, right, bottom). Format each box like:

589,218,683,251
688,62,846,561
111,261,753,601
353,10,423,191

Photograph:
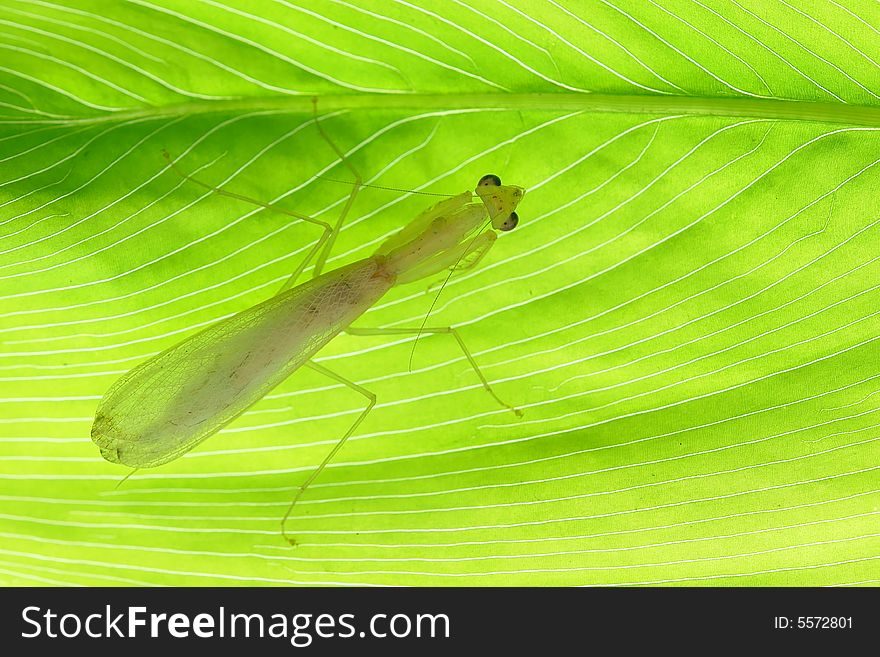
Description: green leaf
1,0,878,586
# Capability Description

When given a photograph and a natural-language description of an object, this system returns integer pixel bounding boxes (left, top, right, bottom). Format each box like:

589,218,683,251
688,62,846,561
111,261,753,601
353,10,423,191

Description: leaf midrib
26,93,880,128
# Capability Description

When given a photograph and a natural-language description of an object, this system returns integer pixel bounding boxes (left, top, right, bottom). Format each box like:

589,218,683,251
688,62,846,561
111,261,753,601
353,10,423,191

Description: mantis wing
92,258,393,468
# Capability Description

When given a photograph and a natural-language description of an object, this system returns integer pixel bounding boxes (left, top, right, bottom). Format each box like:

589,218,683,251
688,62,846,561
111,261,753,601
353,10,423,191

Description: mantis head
475,174,524,232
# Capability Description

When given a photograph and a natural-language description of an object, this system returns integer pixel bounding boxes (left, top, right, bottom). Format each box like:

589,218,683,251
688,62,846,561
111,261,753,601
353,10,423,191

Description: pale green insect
91,120,524,544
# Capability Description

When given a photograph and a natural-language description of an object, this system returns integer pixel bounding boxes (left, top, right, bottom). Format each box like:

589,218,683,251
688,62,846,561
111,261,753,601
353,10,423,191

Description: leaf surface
1,0,879,586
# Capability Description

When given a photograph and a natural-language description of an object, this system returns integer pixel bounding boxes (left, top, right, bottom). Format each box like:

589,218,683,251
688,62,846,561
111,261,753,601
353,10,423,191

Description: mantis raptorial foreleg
281,360,376,545
345,326,522,416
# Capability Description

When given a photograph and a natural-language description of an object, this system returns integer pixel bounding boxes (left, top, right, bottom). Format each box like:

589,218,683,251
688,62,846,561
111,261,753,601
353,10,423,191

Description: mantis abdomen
92,256,394,468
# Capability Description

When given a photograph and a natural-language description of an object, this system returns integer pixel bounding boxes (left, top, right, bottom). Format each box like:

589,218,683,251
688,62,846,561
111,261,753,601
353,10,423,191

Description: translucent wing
92,258,393,467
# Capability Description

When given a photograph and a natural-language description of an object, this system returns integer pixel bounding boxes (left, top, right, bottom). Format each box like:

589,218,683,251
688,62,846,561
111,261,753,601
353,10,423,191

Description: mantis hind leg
281,360,376,546
345,326,522,417
162,149,334,295
309,98,362,282
163,103,363,296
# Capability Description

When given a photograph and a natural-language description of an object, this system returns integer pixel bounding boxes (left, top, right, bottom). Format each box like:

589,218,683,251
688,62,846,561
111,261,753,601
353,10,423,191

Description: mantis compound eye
499,211,518,231
478,174,502,187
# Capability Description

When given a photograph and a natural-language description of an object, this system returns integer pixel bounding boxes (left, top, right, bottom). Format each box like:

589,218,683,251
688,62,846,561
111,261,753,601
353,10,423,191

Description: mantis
91,114,525,544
